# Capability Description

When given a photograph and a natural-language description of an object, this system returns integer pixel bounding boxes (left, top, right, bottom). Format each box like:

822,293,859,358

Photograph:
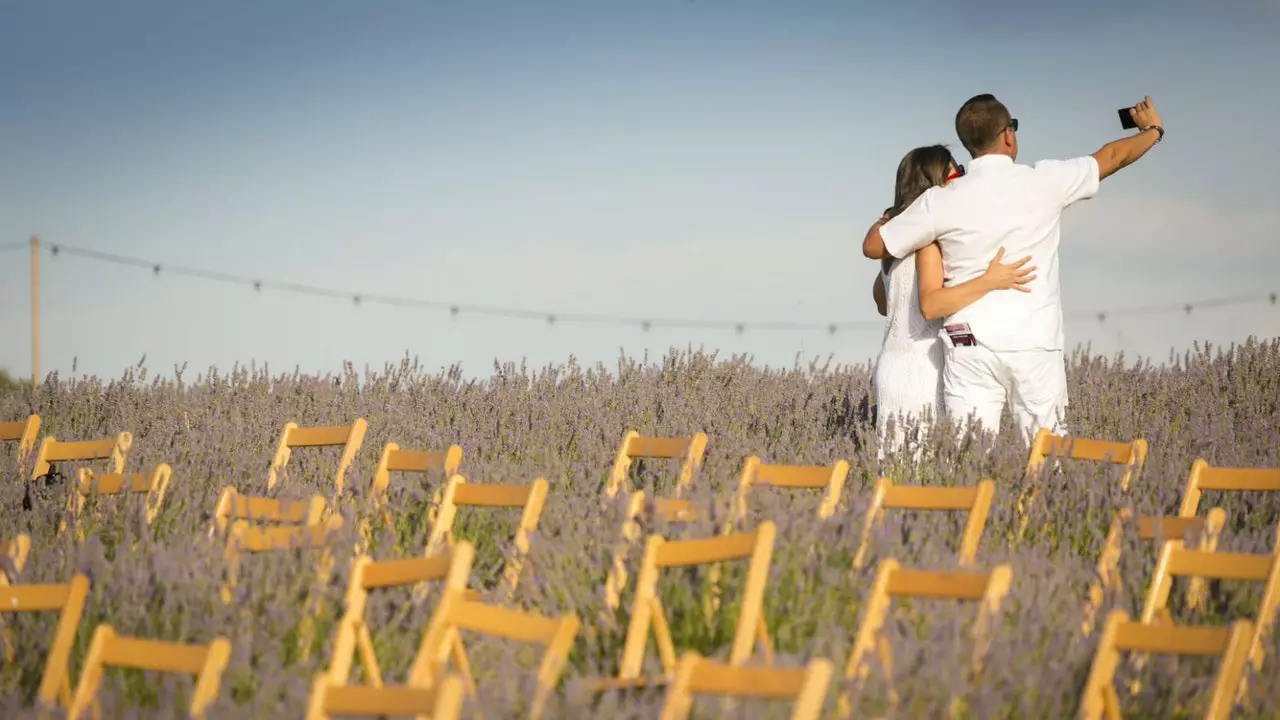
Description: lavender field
2,338,1279,719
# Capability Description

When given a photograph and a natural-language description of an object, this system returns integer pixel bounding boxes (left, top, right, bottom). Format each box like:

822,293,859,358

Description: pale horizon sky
2,1,1278,382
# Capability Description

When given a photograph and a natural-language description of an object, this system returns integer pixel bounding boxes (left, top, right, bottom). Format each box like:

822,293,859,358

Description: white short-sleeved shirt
879,154,1100,352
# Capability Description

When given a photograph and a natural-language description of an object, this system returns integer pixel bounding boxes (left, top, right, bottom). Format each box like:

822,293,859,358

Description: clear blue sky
2,0,1277,381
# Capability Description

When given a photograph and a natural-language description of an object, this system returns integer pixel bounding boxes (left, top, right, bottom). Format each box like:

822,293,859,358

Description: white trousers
941,342,1068,443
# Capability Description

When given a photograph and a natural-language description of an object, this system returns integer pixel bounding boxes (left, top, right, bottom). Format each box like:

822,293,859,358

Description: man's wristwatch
1141,125,1164,143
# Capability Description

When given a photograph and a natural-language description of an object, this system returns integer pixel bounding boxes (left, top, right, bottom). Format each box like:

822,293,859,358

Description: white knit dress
871,254,945,457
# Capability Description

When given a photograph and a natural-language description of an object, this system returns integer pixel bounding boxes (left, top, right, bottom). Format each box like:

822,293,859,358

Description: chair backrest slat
31,432,131,479
655,532,758,568
306,674,464,720
660,651,832,720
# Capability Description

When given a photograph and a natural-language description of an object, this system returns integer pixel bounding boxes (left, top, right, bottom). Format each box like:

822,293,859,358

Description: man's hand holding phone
1119,96,1162,135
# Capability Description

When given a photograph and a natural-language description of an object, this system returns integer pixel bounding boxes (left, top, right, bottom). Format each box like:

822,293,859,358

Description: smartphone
1118,107,1138,130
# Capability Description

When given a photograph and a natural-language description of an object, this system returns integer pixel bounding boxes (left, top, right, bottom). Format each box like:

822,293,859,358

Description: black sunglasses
1008,118,1019,132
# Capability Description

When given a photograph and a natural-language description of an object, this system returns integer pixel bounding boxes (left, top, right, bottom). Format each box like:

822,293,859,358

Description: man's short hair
955,94,1012,157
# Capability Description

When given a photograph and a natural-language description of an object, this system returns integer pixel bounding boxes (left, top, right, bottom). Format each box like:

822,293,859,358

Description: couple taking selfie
864,92,1165,457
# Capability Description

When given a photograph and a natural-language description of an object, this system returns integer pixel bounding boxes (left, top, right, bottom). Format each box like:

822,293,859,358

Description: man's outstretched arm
1092,96,1164,181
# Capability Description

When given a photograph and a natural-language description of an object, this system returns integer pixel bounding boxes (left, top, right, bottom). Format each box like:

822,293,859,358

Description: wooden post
30,235,39,385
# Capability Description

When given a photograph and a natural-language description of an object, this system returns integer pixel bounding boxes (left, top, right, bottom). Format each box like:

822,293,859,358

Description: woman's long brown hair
885,144,955,220
879,144,955,274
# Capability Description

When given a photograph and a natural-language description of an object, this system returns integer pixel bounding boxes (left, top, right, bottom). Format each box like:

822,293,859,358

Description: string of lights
17,240,1280,335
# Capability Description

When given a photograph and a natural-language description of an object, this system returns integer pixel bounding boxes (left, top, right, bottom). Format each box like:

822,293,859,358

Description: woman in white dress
870,144,1035,457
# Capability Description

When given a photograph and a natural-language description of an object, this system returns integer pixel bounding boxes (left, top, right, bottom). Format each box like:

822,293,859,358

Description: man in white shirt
861,94,1165,442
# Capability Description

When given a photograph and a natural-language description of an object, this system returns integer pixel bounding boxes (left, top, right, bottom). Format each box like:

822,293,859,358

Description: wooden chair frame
222,516,346,604
305,672,465,720
60,464,173,538
838,559,1013,718
1077,609,1251,720
605,490,736,611
325,542,474,687
606,430,708,499
31,432,132,480
0,574,88,711
1024,428,1148,490
425,475,547,602
67,624,232,720
365,441,463,536
1083,507,1227,636
267,418,368,493
1139,529,1280,689
852,478,994,570
1177,459,1280,518
410,594,580,720
371,442,463,498
208,485,329,538
1,533,31,586
732,456,848,525
1,413,40,464
659,650,833,720
1174,459,1280,609
1019,429,1147,536
597,521,777,692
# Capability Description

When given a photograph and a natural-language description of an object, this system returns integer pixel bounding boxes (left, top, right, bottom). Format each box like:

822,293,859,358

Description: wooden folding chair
366,441,463,533
1138,528,1280,691
67,624,232,720
1025,429,1148,490
325,542,474,687
1175,459,1280,608
0,413,40,464
1177,459,1280,518
1,533,30,586
838,559,1013,718
732,456,848,525
595,521,777,693
208,485,329,538
410,595,580,720
266,418,368,493
1084,508,1227,635
425,475,547,602
604,490,734,611
305,672,465,720
59,464,173,539
606,429,708,499
30,432,131,480
222,516,346,605
0,574,88,711
1077,609,1252,720
851,478,994,570
1019,429,1148,536
658,650,833,720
